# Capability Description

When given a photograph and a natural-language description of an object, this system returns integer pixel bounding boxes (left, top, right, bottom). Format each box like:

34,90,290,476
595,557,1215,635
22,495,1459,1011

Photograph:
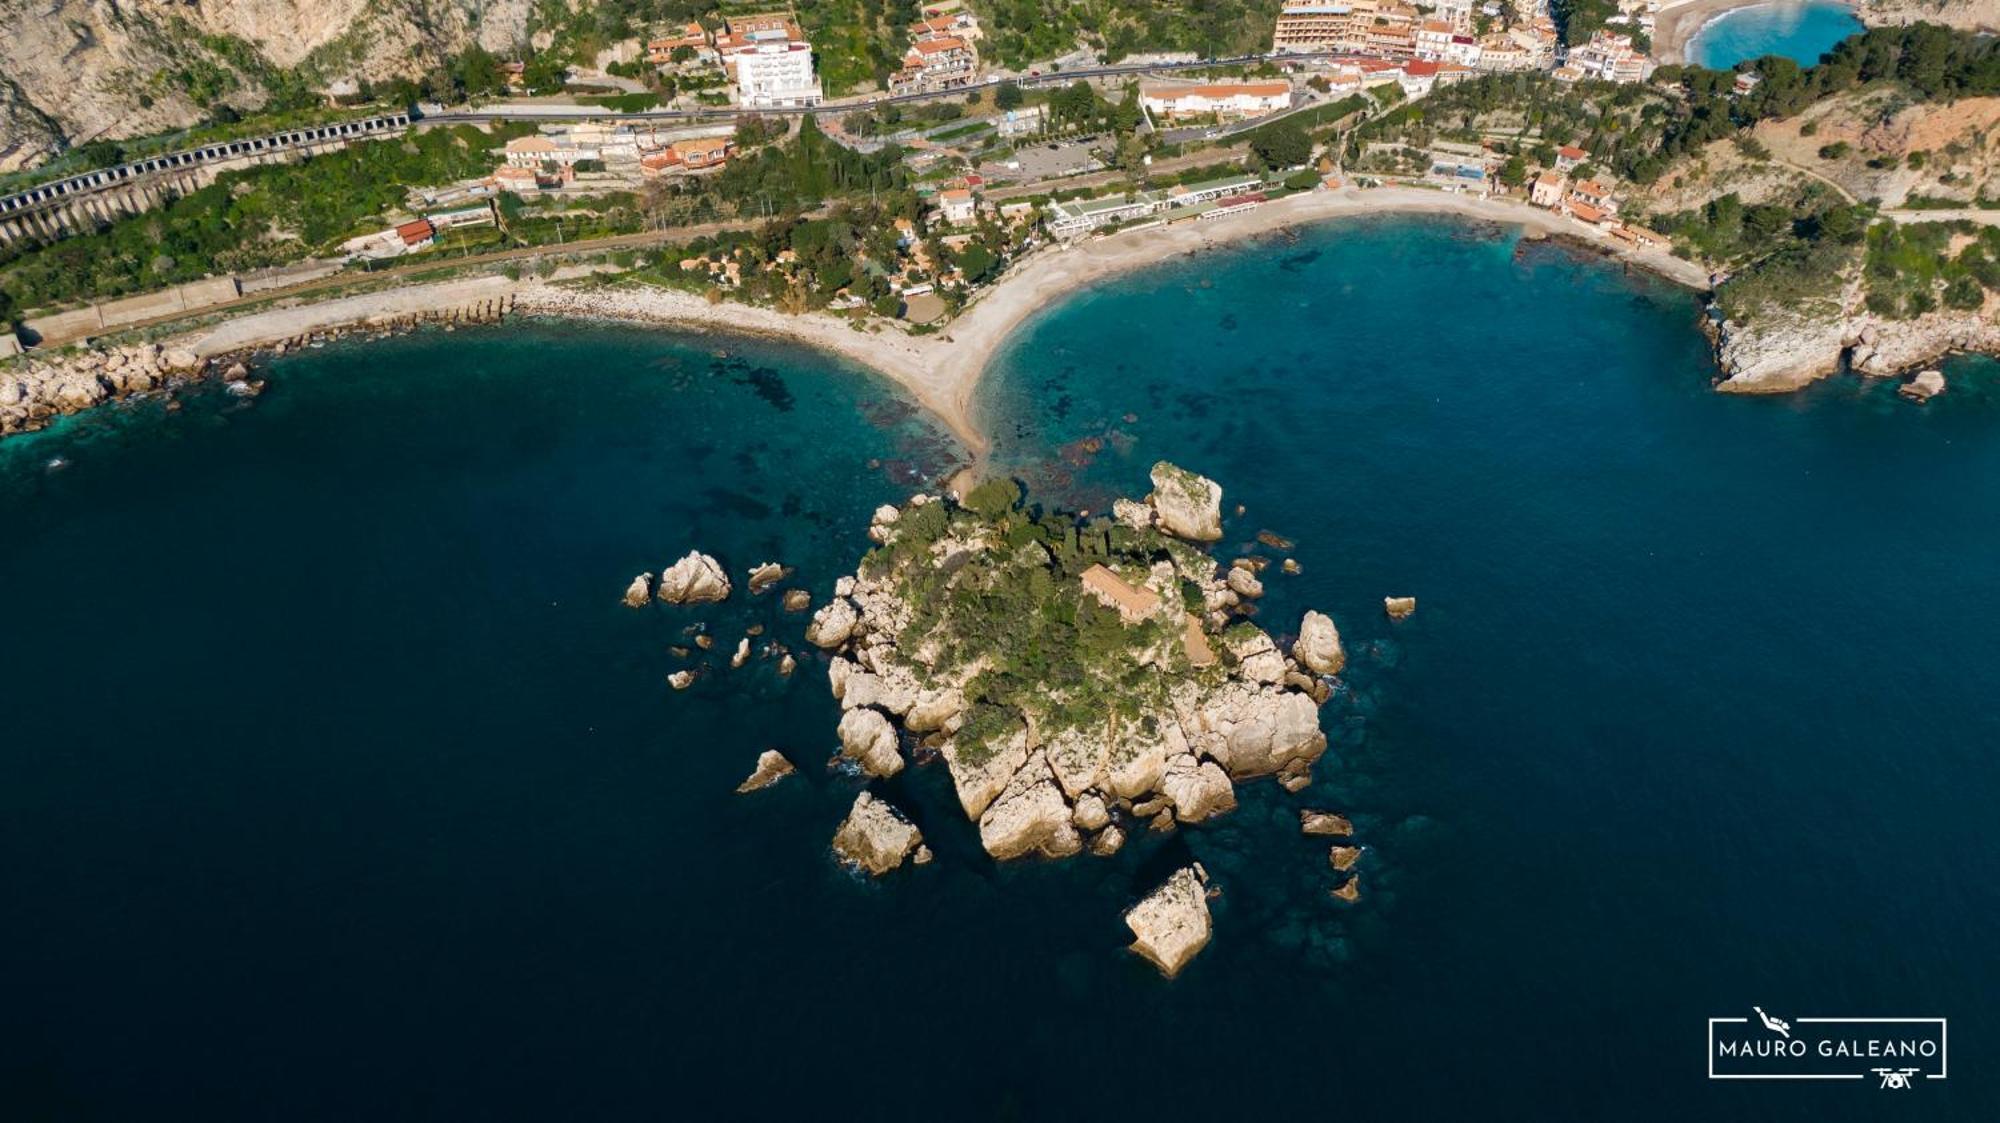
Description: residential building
937,188,978,225
891,36,977,93
1272,3,1357,52
1565,31,1653,83
1568,178,1617,213
1530,170,1565,207
503,135,597,167
648,21,716,65
1555,145,1588,173
1140,81,1292,121
1416,20,1455,58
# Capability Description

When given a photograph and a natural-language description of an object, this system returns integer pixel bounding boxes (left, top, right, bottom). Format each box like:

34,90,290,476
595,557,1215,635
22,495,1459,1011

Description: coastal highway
415,50,1344,127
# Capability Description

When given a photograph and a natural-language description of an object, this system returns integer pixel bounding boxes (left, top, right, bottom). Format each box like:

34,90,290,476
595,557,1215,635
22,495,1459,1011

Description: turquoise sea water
1688,1,1865,70
5,218,1998,1119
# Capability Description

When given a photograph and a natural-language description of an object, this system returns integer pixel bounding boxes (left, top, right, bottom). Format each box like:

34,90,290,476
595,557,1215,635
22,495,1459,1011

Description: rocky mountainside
0,0,536,170
1861,0,2000,34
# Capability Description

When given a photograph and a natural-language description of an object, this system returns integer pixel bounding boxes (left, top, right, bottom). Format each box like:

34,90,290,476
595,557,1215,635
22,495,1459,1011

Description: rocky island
795,463,1350,975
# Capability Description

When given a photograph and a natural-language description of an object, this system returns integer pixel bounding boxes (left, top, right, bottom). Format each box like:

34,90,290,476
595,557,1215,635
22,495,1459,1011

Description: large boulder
832,793,924,876
1160,753,1237,823
1146,462,1223,542
806,597,861,649
747,562,790,594
940,719,1031,819
736,750,796,793
657,551,731,604
978,751,1082,860
1106,716,1185,801
1125,866,1212,978
1383,596,1417,621
621,573,653,607
837,707,904,777
1293,610,1346,676
1178,680,1327,778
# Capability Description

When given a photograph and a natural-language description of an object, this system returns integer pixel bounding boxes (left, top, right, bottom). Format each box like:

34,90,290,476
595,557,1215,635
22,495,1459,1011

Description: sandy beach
159,187,1709,458
1654,0,1785,65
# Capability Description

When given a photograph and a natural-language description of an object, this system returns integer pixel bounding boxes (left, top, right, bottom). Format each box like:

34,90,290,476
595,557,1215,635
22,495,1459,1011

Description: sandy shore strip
171,187,1710,456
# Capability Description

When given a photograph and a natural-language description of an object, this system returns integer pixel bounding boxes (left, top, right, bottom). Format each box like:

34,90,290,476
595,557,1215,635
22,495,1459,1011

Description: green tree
1250,121,1311,170
995,81,1024,110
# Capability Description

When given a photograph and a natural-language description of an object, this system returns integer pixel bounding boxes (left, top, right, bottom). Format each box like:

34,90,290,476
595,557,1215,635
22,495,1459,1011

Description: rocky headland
1714,300,2000,395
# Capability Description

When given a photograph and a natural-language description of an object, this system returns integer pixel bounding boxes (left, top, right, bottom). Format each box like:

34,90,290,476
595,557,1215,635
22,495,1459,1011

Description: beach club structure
1046,176,1264,238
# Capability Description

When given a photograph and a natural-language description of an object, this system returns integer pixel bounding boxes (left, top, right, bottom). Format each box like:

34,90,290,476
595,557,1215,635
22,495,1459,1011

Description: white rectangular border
1708,1017,1948,1080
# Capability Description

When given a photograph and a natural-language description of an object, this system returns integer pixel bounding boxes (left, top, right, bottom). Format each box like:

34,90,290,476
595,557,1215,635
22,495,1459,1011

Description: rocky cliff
1861,0,2000,34
0,0,536,169
1715,297,2000,394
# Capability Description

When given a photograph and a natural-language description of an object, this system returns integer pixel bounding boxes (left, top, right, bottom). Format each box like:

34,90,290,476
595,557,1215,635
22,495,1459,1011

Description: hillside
0,0,534,170
1862,0,2000,35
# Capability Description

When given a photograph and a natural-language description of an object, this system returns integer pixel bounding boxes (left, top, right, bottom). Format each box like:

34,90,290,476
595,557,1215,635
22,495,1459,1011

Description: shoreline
2,187,1723,453
1652,0,1854,66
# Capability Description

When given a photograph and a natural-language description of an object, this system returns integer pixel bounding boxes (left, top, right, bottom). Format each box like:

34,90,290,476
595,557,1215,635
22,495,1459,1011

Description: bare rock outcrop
657,551,731,604
1384,596,1417,620
832,793,924,876
837,707,904,778
1160,753,1237,823
1145,462,1223,542
736,750,796,793
747,562,790,594
806,597,861,649
1293,610,1346,676
622,574,653,607
1125,866,1213,979
977,752,1082,860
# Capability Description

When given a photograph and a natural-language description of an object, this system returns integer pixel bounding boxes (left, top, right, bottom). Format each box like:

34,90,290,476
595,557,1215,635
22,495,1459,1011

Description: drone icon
1872,1068,1921,1090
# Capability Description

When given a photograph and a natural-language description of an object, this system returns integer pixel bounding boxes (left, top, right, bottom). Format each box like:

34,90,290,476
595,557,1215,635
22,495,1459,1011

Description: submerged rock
1293,610,1346,676
1301,810,1354,837
1146,461,1223,542
1125,867,1213,979
658,551,731,604
832,793,924,876
736,750,796,793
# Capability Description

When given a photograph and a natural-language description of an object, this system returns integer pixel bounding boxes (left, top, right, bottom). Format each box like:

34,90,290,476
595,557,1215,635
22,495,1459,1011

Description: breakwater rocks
0,295,516,439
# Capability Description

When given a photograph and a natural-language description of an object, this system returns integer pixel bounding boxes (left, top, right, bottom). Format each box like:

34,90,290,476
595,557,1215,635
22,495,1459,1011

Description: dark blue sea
1688,1,1865,70
4,216,1995,1119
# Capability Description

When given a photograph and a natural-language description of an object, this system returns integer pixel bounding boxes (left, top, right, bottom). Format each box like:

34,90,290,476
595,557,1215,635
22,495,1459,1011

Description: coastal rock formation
730,638,751,668
657,552,731,604
1384,596,1418,620
1329,845,1363,872
837,707,904,778
747,562,790,594
1293,611,1346,676
1124,867,1213,979
1718,303,2000,396
979,752,1083,860
806,597,860,649
1900,369,1946,402
831,793,924,876
622,574,653,607
809,476,1342,875
1145,462,1224,542
782,589,813,613
1301,810,1354,837
736,750,797,793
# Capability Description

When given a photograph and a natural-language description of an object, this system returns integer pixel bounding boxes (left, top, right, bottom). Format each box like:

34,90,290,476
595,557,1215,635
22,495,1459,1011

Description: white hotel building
735,40,824,108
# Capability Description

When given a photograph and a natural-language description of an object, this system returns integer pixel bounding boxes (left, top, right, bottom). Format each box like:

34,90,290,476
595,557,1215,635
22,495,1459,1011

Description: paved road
1881,207,2000,227
419,51,1341,127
